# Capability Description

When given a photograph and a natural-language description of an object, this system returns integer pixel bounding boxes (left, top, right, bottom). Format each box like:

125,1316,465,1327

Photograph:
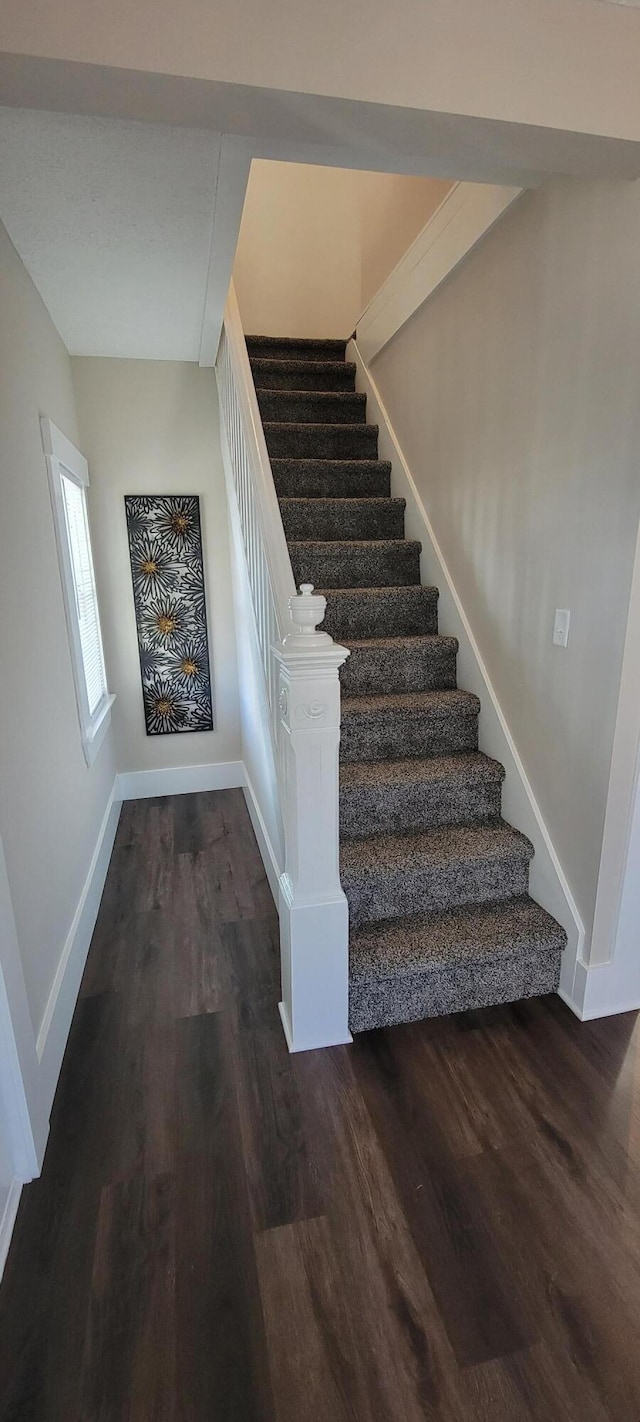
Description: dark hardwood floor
1,788,640,1420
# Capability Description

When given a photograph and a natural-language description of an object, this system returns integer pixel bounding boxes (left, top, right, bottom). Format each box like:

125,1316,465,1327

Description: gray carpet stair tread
342,820,535,928
339,751,504,836
264,421,377,435
280,497,405,511
264,421,379,459
319,585,439,638
341,633,457,655
280,497,406,542
341,688,480,719
349,896,567,981
339,632,458,694
256,389,367,423
341,820,534,878
320,584,438,599
272,459,391,498
289,537,418,552
340,751,503,793
340,687,480,762
249,358,356,390
246,335,347,360
290,540,422,589
272,458,391,478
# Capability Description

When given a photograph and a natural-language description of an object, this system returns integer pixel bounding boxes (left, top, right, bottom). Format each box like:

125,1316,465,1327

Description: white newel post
274,585,352,1052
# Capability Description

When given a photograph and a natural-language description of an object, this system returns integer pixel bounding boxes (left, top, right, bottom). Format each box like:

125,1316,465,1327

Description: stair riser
340,779,502,839
250,360,356,391
348,948,562,1032
340,711,478,763
281,500,405,542
273,460,391,499
257,391,366,424
246,338,346,362
344,854,530,929
290,542,420,589
265,424,378,460
340,642,456,696
321,589,439,640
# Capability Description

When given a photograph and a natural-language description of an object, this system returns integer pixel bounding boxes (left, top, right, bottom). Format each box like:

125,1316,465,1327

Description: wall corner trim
115,760,244,801
36,781,122,1114
354,181,523,364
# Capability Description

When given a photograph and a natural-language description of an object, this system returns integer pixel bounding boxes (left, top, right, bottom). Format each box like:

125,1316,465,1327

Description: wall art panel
124,494,214,734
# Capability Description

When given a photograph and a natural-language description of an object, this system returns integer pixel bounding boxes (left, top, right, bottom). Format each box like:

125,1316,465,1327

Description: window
41,417,114,765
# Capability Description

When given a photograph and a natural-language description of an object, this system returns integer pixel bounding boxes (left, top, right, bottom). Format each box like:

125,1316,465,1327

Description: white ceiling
0,107,221,360
4,95,640,364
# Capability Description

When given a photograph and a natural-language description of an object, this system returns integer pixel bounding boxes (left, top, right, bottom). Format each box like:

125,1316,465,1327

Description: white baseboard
278,1000,295,1051
560,978,640,1023
563,950,640,1022
242,772,282,904
36,784,122,1114
558,986,585,1020
581,996,640,1021
278,999,352,1054
350,341,587,1015
558,953,590,1019
116,760,244,800
0,1179,22,1282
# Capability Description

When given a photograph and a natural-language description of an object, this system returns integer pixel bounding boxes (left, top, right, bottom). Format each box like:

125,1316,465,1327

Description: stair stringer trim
349,339,587,1017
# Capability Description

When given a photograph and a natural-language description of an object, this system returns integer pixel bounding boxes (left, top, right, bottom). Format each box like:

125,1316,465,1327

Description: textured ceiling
0,107,221,359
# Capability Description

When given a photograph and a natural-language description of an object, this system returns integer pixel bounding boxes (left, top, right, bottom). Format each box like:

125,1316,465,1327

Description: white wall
4,0,640,145
234,159,449,338
371,176,640,948
0,219,117,1042
71,359,241,777
357,171,452,312
234,161,359,339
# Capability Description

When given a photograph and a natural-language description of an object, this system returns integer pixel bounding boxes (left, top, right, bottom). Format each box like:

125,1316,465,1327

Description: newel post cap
282,583,332,649
291,583,327,634
275,584,350,671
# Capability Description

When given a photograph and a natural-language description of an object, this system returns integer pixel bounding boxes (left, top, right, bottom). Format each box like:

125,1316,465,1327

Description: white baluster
274,585,352,1051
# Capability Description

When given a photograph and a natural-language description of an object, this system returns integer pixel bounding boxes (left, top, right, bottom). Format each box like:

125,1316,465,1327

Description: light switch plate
553,609,571,648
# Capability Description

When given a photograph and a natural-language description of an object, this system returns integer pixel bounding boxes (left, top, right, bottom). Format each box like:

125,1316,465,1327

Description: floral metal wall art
124,495,213,735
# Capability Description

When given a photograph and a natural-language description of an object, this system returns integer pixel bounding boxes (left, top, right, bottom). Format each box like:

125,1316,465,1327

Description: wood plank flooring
1,788,640,1420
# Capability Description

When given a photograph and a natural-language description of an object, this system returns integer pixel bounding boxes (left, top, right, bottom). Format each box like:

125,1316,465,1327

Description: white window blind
59,473,108,717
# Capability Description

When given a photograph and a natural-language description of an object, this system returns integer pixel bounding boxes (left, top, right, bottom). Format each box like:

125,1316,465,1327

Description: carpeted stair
247,333,567,1032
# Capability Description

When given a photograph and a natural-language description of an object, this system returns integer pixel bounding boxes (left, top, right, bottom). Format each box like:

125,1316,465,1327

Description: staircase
247,333,566,1033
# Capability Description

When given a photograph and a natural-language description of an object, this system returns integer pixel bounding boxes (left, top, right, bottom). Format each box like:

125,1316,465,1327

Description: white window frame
41,417,115,766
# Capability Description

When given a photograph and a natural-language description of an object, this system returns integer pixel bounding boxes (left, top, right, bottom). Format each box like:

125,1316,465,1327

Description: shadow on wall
233,158,452,339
